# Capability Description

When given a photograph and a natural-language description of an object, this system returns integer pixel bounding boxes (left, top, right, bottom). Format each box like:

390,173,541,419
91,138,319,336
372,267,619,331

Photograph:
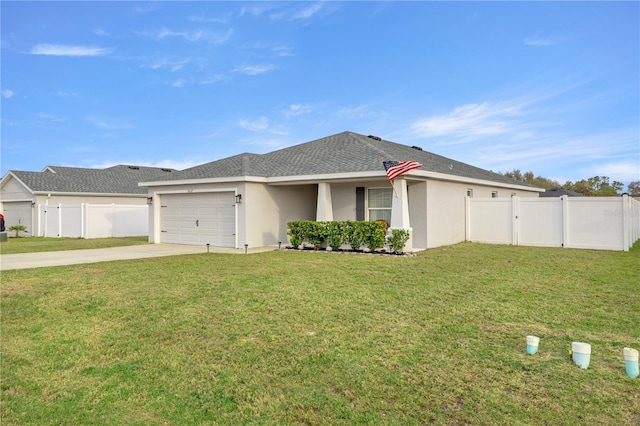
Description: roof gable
3,165,177,195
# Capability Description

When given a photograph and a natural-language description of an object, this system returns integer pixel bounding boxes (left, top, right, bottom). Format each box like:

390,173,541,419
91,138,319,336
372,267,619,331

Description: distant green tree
502,169,560,190
627,181,640,196
564,176,623,196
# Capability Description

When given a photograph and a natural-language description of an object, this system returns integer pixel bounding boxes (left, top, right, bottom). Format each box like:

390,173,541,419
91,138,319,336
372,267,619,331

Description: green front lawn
0,236,149,255
2,243,639,424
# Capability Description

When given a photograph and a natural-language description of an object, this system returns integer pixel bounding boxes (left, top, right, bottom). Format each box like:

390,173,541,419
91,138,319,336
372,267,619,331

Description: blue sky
2,1,639,188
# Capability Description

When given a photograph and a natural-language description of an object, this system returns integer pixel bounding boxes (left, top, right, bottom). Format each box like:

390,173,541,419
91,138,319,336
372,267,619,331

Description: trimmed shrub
287,220,390,252
287,221,304,247
360,221,387,251
307,221,328,248
343,220,362,251
326,221,346,250
388,228,411,254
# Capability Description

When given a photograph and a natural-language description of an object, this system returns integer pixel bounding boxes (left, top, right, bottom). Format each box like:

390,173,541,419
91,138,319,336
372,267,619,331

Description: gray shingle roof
539,187,583,197
10,165,176,194
145,131,534,187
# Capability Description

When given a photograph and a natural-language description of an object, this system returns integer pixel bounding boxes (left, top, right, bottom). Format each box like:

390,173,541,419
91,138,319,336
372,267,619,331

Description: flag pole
388,177,399,197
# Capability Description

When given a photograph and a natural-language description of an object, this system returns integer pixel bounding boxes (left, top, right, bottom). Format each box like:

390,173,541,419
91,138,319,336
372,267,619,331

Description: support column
390,178,413,251
316,182,333,221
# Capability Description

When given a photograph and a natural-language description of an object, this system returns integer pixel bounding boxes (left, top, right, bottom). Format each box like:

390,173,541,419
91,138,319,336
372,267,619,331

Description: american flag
383,160,423,181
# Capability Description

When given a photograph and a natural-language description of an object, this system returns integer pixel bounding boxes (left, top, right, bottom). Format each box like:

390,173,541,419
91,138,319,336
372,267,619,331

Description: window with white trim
367,188,392,224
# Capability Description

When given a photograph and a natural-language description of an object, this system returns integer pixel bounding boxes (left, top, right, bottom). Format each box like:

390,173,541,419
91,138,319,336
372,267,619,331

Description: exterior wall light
235,194,242,203
147,197,153,205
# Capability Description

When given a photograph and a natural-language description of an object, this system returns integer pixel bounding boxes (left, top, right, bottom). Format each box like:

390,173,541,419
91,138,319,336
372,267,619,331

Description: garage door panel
160,192,236,247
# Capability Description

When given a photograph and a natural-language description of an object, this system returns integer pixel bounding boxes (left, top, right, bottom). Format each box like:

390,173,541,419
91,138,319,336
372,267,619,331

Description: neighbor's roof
539,187,584,197
143,131,537,188
6,165,176,195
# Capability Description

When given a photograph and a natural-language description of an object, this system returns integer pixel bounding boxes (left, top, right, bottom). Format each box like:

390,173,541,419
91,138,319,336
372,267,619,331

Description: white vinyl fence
37,203,148,239
466,195,640,251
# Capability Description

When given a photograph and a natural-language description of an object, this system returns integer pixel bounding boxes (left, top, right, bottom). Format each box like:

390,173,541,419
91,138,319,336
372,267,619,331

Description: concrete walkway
0,244,275,271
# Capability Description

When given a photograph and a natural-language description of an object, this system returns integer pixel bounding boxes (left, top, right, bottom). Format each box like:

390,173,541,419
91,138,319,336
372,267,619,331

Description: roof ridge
351,132,400,163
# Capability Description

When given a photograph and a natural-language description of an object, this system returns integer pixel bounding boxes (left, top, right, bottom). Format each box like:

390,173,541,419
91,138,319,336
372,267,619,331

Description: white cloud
189,12,230,24
86,115,133,130
200,75,224,85
239,4,277,17
149,58,190,72
412,101,525,141
171,78,187,88
2,89,13,98
284,103,314,117
233,64,274,75
292,2,324,19
523,33,568,47
29,44,112,56
93,28,109,36
238,116,287,135
134,4,156,14
584,160,640,183
38,113,66,123
147,28,233,44
274,46,294,57
468,127,639,182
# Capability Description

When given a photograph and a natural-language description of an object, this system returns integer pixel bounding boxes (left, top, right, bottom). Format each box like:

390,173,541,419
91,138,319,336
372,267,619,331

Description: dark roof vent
411,145,423,151
161,168,172,172
128,166,140,170
367,135,382,141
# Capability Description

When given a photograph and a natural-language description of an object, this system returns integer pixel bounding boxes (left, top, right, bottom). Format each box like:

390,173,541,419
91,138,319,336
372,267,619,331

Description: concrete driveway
0,244,274,271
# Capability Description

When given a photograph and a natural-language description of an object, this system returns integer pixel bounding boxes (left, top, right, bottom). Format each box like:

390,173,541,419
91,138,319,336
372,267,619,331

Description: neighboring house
539,187,584,197
140,131,544,251
0,165,176,232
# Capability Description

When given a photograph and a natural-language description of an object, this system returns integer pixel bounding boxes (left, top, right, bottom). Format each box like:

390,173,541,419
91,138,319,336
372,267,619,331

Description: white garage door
160,192,236,247
2,202,33,232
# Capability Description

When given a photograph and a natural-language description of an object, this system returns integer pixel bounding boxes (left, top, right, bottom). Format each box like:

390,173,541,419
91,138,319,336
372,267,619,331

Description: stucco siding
247,184,316,247
331,183,359,220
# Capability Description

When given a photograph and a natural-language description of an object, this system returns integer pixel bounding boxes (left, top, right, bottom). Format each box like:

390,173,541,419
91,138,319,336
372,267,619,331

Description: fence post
57,204,62,237
111,203,116,238
81,203,86,239
561,196,569,248
85,203,90,239
511,196,519,246
36,204,42,237
465,196,471,241
622,194,630,251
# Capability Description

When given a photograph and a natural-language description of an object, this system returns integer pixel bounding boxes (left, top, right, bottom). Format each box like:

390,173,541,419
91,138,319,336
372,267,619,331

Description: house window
367,188,392,224
491,191,498,198
467,189,473,197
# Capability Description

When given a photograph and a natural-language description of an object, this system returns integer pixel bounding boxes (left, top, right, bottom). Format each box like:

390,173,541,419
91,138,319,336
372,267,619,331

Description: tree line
500,170,639,197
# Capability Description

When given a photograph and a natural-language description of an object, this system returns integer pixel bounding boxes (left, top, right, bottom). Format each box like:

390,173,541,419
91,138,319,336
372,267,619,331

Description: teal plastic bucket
572,342,591,369
624,348,639,379
526,335,539,354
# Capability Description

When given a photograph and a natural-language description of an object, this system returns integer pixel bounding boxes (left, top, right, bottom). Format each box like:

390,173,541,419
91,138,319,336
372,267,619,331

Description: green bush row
287,221,411,253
